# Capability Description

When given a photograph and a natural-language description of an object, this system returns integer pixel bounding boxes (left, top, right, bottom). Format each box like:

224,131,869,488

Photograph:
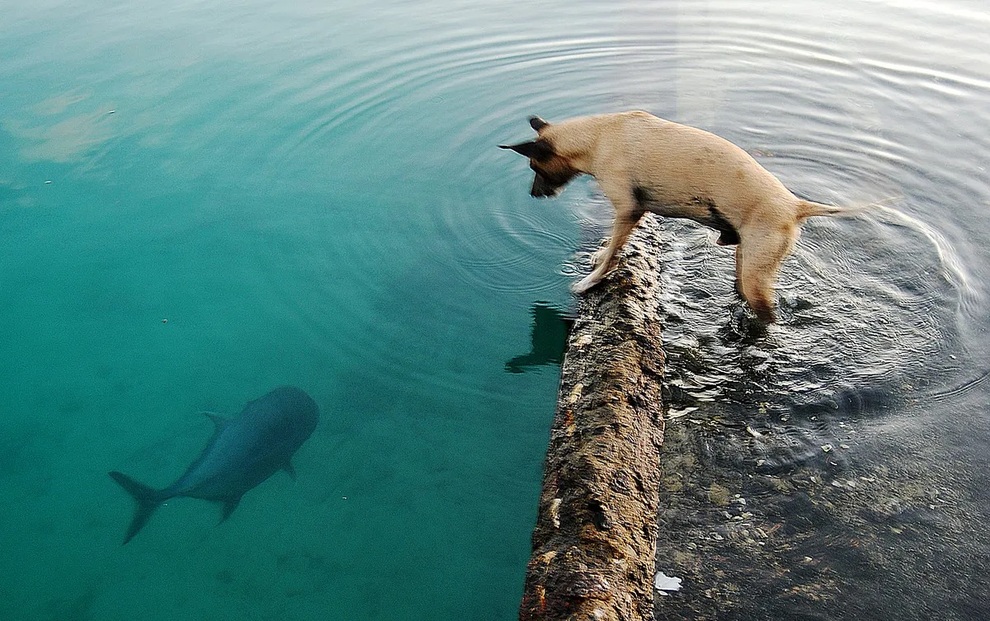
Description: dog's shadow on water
503,298,768,376
505,302,575,373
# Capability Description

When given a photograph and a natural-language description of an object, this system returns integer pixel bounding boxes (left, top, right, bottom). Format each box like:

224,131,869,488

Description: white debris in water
666,406,698,419
654,571,682,595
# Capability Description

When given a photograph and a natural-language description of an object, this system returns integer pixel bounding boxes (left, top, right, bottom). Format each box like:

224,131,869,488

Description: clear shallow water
1,1,989,620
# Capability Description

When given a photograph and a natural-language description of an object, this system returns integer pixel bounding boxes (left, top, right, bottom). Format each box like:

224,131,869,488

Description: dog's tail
796,196,901,221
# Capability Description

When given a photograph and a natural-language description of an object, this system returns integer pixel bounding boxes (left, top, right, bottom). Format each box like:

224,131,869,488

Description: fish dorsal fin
283,460,297,481
219,496,241,523
201,412,228,431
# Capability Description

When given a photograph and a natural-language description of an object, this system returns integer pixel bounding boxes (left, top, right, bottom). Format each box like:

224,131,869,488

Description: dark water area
1,0,989,619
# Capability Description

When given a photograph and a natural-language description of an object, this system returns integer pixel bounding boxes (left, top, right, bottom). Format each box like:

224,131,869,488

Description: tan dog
501,110,856,322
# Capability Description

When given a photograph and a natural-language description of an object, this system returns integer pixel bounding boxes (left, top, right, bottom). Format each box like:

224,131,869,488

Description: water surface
1,1,989,619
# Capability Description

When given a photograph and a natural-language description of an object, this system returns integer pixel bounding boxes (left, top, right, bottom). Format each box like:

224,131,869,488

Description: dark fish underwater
109,386,319,544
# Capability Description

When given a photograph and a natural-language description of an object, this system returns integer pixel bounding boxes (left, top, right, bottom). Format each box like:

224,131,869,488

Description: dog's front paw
571,274,601,294
589,245,609,269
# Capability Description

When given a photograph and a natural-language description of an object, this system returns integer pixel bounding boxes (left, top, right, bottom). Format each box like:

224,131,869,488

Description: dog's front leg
589,244,611,270
572,207,643,294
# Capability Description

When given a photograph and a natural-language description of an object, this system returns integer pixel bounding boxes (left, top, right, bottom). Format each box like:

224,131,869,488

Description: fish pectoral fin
282,460,297,481
201,412,229,431
219,497,241,523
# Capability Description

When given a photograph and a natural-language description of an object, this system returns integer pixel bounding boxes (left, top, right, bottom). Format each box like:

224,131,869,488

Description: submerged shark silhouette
109,386,319,544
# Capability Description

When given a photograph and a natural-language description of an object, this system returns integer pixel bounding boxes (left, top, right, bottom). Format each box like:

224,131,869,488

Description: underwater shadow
505,302,574,373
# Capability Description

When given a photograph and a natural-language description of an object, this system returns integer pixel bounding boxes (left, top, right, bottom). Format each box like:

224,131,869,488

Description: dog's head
499,117,580,198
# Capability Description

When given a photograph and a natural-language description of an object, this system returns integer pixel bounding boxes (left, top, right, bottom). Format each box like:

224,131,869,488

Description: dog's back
579,112,799,229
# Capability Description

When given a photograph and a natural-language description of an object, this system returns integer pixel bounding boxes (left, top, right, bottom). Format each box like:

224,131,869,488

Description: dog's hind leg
736,226,797,322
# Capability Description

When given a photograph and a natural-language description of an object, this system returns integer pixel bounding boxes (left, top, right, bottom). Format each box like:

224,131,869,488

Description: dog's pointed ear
499,141,544,159
529,116,550,131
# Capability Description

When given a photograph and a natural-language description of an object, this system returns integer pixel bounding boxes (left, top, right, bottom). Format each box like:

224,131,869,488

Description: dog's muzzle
530,174,561,198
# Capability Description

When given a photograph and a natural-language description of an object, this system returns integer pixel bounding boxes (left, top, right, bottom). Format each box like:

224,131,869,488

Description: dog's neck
541,115,614,174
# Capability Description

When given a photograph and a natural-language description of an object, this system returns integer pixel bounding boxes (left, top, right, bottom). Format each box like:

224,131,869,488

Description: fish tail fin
108,471,166,545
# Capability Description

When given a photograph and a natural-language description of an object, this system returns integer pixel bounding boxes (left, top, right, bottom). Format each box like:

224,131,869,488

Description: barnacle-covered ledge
519,214,666,621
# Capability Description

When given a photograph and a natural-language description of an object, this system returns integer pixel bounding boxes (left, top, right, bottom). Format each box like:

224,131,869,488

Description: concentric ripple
2,1,990,619
608,1,990,474
5,0,988,458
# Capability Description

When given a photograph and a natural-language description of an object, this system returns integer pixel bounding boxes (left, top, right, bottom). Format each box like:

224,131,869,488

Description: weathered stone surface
520,214,666,621
519,213,990,621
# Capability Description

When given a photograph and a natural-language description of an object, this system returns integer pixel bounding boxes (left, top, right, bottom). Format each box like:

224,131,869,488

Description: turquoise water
3,0,990,619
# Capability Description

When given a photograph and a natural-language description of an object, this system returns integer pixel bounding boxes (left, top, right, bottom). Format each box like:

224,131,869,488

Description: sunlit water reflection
1,0,989,619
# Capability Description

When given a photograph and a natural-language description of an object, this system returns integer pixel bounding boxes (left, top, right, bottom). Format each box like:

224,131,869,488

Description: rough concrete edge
520,214,666,621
